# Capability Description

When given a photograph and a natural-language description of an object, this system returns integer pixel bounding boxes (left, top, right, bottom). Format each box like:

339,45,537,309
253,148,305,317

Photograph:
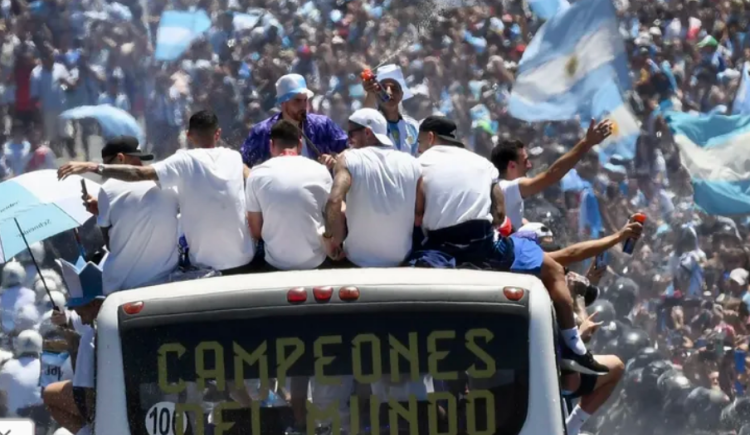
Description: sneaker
560,349,609,376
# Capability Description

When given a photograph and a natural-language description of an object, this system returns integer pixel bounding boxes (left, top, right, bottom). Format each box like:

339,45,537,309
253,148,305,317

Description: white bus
95,268,566,435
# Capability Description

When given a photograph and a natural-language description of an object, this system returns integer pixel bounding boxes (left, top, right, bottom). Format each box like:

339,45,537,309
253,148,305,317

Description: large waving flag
155,10,212,61
666,111,750,215
527,0,570,20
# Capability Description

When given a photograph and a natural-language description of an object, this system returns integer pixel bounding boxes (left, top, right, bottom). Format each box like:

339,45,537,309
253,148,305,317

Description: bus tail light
287,287,307,303
503,287,525,301
313,286,333,302
122,301,145,315
339,286,360,301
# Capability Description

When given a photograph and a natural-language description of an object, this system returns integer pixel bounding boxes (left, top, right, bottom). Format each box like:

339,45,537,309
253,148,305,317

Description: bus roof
103,268,542,306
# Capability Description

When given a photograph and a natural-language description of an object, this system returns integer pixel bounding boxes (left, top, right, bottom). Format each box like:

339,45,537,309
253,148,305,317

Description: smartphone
80,179,88,197
595,252,608,270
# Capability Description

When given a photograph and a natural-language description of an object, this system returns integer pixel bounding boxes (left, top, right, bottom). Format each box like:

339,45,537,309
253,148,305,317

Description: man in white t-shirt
324,108,422,267
0,330,42,417
246,119,333,270
59,110,256,274
82,136,179,294
411,116,609,376
489,119,614,230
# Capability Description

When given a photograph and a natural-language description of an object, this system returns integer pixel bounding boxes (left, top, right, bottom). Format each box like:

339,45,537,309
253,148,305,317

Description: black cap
419,116,464,147
101,136,153,161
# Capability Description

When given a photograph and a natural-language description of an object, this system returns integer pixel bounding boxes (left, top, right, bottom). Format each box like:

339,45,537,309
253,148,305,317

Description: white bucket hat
375,64,413,100
275,74,314,104
349,108,394,146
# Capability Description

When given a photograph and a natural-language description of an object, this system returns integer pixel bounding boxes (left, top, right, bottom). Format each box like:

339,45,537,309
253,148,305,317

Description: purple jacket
241,113,348,167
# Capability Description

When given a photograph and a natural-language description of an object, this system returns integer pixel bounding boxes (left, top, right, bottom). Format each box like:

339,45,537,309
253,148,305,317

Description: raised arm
324,154,352,246
518,119,613,198
58,161,157,182
549,220,643,266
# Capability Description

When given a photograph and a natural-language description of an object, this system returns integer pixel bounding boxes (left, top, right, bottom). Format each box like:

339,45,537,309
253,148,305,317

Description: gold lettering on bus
427,331,457,380
388,333,419,383
233,341,269,398
428,392,458,435
388,396,418,435
251,400,261,435
369,395,380,435
466,329,496,379
195,341,225,391
314,335,342,386
213,401,241,435
352,334,382,383
276,337,304,386
349,395,360,432
175,403,204,435
466,390,495,435
158,343,186,394
306,399,341,435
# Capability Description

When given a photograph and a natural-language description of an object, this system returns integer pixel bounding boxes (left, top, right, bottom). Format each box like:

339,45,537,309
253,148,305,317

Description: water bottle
360,69,391,102
622,213,646,255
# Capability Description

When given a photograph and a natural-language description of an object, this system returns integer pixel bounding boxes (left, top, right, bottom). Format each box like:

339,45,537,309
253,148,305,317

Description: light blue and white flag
581,81,640,162
666,111,750,215
509,0,631,122
527,0,570,20
732,61,750,115
154,10,212,61
60,105,145,146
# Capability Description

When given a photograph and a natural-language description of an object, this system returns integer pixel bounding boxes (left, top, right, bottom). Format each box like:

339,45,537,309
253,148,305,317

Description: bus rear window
120,309,529,435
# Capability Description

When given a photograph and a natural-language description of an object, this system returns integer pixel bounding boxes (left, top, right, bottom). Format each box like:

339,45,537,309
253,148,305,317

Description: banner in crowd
155,10,212,61
666,111,750,215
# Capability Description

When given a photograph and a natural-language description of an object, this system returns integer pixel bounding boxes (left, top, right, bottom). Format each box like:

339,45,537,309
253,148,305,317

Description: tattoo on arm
100,164,157,182
325,155,352,244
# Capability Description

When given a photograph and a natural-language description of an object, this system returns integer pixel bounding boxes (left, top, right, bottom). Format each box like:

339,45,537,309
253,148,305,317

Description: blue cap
275,74,314,104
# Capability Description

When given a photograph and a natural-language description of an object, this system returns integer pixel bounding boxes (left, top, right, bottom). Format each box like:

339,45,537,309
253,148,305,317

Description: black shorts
73,386,93,423
567,373,598,399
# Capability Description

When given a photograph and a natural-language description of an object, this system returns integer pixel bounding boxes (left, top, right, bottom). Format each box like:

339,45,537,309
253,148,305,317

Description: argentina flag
509,0,630,122
527,0,570,20
155,10,212,61
666,111,750,215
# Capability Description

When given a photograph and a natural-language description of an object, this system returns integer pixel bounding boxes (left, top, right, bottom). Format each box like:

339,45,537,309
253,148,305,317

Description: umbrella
59,105,145,146
0,170,100,263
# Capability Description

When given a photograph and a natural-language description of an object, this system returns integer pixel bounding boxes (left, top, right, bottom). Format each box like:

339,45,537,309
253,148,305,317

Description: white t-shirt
498,179,524,229
343,146,422,267
418,145,499,231
0,356,41,415
246,156,332,270
97,179,180,294
0,286,36,332
73,325,95,389
152,148,255,270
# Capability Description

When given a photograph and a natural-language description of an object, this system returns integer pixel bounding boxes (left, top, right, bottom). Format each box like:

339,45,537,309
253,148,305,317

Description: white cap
15,242,45,263
275,73,314,104
375,64,413,100
2,261,26,288
14,304,40,332
517,222,554,239
15,329,43,356
730,268,749,287
34,278,59,302
349,108,394,146
53,429,75,435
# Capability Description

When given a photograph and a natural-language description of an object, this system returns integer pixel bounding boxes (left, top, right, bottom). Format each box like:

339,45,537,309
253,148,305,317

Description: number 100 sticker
145,402,188,435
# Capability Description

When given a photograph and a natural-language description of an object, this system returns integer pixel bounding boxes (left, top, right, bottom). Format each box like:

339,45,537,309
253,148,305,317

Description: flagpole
13,218,57,311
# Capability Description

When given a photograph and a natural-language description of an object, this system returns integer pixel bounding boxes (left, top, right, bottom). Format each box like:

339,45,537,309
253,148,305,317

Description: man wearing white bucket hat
242,73,348,168
362,64,420,155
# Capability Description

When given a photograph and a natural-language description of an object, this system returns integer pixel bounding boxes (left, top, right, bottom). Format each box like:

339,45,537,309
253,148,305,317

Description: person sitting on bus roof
410,116,608,376
323,108,422,267
58,110,257,276
490,119,614,231
43,269,105,435
81,136,179,294
246,120,333,271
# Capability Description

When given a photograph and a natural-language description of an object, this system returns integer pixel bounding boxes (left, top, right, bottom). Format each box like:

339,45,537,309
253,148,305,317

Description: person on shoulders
246,120,333,271
361,64,420,155
324,108,422,267
242,74,347,169
58,110,255,275
490,119,614,230
80,136,179,293
411,116,610,376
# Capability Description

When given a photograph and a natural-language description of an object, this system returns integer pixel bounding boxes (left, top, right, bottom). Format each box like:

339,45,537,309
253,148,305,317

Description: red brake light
313,286,333,302
287,287,307,303
339,286,360,301
122,301,144,315
503,287,525,301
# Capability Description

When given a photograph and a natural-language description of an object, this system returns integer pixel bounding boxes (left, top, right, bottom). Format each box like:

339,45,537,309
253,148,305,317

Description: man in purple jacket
241,74,348,168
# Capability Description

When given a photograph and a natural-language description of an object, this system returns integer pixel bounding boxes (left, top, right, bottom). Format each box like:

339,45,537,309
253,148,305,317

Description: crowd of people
0,0,750,434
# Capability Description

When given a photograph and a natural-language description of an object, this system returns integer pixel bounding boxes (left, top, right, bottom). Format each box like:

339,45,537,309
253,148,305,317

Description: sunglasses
347,126,366,136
